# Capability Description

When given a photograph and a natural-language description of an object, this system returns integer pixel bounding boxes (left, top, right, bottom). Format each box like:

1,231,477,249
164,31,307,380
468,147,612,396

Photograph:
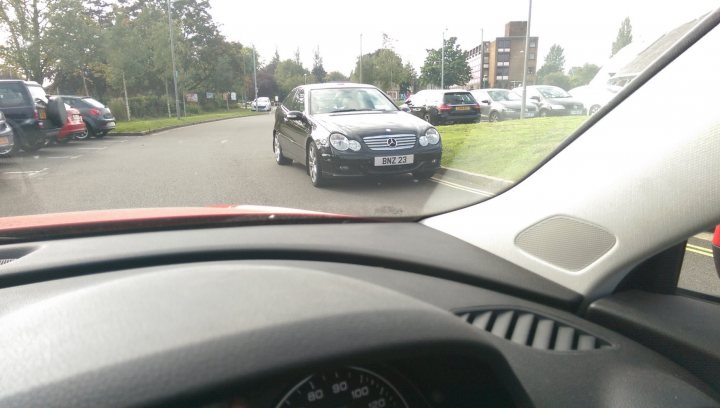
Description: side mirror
530,96,541,102
713,225,720,279
400,106,410,112
481,100,491,105
286,111,304,121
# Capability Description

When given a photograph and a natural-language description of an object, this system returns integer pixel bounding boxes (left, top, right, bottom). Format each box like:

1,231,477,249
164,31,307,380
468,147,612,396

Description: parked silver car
471,89,538,121
0,111,15,157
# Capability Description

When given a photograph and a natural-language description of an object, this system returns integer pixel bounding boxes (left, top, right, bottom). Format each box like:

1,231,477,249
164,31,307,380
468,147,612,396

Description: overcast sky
209,1,718,76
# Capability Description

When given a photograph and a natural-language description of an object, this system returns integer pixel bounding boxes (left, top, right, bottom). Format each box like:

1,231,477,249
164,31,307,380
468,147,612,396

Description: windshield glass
443,92,476,105
82,97,105,108
0,1,716,225
310,88,397,114
27,84,48,104
536,86,571,98
488,90,521,102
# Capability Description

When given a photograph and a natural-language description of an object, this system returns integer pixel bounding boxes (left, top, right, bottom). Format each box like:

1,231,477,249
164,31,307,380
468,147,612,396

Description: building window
483,63,489,69
497,39,511,49
527,67,535,74
529,41,536,48
529,53,536,60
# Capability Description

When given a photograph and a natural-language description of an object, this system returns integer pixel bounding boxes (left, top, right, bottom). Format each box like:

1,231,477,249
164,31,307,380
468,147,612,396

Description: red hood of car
0,206,348,235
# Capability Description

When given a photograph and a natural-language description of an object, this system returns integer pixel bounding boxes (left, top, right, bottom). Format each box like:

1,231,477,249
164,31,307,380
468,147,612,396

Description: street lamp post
167,0,180,119
252,45,258,103
520,0,533,120
359,33,363,83
441,29,446,89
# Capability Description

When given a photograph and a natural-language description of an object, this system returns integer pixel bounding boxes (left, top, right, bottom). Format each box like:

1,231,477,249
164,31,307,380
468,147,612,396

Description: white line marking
98,139,128,143
3,168,47,175
47,155,82,159
430,177,496,197
77,147,107,150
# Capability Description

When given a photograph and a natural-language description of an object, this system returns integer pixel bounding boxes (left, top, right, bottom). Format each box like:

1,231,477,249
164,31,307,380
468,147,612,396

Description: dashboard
0,223,717,407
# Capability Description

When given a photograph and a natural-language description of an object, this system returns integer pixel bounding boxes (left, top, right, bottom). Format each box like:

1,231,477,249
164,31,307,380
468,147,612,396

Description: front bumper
317,146,442,177
0,124,14,154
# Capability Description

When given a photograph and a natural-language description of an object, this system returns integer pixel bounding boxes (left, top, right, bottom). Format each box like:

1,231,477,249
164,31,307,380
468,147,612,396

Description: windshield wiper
331,108,372,113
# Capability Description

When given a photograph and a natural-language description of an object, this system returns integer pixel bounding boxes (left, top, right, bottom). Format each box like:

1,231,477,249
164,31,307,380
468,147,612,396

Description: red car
56,106,86,143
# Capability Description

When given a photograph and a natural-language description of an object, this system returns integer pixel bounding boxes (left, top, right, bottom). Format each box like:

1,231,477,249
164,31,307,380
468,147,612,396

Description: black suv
0,80,66,152
403,89,481,125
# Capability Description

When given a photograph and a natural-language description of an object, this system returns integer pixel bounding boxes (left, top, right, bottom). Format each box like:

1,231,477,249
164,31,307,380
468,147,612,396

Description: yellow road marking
430,177,495,197
686,247,713,257
687,243,713,255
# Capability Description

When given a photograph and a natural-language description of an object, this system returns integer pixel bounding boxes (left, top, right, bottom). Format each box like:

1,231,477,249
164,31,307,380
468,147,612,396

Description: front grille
363,134,416,151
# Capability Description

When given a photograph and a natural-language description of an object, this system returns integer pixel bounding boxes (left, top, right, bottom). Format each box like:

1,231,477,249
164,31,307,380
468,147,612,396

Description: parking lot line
77,147,107,150
47,156,82,159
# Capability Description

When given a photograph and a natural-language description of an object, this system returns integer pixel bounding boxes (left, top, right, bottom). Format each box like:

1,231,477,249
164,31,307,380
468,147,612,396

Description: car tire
589,105,601,115
95,130,106,139
13,124,45,152
488,111,499,122
423,112,437,126
274,133,291,165
307,142,327,188
412,169,436,180
539,109,549,118
75,122,93,140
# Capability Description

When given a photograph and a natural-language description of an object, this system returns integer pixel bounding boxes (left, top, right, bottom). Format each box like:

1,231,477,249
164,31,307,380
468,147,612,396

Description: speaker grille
516,216,616,271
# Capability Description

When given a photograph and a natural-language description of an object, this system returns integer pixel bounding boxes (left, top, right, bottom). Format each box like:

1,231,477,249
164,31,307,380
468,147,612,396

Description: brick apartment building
466,21,539,89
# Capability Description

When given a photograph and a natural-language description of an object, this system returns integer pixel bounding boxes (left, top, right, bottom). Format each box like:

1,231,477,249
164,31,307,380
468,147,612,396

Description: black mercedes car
273,83,442,187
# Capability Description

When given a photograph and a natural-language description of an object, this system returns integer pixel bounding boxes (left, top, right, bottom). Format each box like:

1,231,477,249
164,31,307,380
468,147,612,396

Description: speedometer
275,366,409,407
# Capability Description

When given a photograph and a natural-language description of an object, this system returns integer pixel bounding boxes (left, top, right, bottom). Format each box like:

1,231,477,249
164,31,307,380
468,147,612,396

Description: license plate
374,154,414,166
0,136,8,145
455,106,470,111
39,111,47,119
571,110,582,115
107,121,115,127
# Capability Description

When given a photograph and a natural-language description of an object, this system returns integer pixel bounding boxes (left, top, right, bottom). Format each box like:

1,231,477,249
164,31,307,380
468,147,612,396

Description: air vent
0,259,17,267
458,309,611,351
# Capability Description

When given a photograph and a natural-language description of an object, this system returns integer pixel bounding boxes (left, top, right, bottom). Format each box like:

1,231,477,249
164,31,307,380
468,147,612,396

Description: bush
109,93,239,121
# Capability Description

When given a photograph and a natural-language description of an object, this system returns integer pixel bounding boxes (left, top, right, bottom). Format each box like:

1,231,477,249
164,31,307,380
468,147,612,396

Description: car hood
312,111,428,137
544,97,584,108
0,206,350,240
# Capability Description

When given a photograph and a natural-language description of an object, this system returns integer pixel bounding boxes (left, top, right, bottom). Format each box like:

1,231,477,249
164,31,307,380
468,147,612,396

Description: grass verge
438,116,588,181
114,110,265,133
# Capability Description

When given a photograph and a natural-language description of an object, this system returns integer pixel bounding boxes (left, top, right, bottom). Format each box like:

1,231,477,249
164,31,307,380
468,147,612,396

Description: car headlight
329,133,361,151
425,128,440,145
419,135,429,146
550,104,566,110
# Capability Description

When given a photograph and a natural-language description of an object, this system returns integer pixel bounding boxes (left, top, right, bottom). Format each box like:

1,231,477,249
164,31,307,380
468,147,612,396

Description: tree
612,17,633,56
0,0,60,83
419,37,471,88
275,58,309,99
537,44,566,83
262,48,281,75
324,71,348,82
349,49,416,92
568,63,601,88
542,72,571,90
311,46,326,83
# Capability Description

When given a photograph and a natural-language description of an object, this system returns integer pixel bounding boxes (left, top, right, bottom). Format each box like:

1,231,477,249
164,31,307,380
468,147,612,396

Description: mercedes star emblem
387,138,397,147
